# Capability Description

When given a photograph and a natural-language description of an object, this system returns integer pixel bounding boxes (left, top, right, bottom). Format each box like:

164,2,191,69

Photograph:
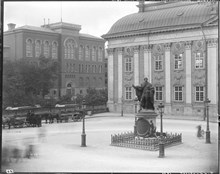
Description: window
44,41,50,58
125,87,132,100
174,86,183,101
98,47,102,61
79,77,84,87
92,47,96,61
174,54,183,70
195,86,204,102
99,65,102,73
155,86,163,101
85,46,89,61
93,77,97,87
26,39,33,57
79,45,83,60
125,57,132,72
35,40,41,58
65,39,75,59
195,52,204,69
52,42,58,59
155,55,163,71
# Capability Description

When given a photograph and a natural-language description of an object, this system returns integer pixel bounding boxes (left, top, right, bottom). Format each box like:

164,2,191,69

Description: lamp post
121,96,124,117
81,100,86,147
158,102,165,158
133,97,139,136
204,98,211,143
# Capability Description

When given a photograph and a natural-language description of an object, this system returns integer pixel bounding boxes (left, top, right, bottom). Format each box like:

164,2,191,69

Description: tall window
98,47,102,61
195,52,204,69
174,54,183,70
44,41,50,58
79,45,83,60
125,87,132,100
52,42,58,59
155,55,163,71
35,40,41,58
65,39,75,59
85,46,89,61
155,86,163,101
92,47,96,61
174,86,183,101
26,39,33,57
195,86,204,102
125,57,132,72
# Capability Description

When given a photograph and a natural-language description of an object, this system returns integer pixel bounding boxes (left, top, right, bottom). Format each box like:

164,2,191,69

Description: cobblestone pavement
2,113,218,173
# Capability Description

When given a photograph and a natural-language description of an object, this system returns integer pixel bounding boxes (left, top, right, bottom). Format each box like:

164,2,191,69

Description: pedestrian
196,125,204,138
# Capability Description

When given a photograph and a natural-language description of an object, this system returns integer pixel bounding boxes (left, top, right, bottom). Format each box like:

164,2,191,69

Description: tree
2,57,59,108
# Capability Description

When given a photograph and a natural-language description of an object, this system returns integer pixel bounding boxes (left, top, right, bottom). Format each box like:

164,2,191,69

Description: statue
132,77,155,110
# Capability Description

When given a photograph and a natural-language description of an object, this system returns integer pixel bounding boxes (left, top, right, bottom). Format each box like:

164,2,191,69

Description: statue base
135,109,158,137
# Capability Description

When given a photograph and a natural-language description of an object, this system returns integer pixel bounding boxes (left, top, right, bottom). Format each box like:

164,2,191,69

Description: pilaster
134,45,140,85
143,44,152,82
164,43,171,104
107,48,114,104
207,38,217,104
185,41,192,104
118,47,123,103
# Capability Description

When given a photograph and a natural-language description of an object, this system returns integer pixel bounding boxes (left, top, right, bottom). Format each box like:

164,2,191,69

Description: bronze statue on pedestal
132,77,155,111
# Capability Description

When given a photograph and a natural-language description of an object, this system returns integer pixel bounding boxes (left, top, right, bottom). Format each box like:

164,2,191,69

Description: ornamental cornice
207,38,218,47
185,41,192,49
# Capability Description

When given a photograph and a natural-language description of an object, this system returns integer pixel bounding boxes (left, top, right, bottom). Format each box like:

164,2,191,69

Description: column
185,41,192,104
207,38,217,105
143,45,152,82
164,43,171,104
118,47,123,103
134,46,140,85
107,48,114,103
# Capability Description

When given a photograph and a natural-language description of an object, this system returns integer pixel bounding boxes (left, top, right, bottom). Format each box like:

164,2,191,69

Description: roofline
102,24,217,40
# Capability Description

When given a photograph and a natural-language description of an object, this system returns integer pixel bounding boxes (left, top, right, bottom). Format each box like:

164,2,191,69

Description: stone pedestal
135,109,158,137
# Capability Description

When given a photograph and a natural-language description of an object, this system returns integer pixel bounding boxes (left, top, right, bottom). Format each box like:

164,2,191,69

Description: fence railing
111,131,182,151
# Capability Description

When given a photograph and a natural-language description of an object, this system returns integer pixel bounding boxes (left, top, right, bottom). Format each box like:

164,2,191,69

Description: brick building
4,21,106,99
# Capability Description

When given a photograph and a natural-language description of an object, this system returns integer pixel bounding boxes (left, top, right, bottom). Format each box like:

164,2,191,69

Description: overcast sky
4,1,139,38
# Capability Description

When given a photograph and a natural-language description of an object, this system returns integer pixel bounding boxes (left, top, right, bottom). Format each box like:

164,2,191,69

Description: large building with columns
102,1,218,118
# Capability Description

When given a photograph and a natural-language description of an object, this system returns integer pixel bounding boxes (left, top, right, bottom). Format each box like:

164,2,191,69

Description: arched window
85,45,90,61
35,40,41,58
26,38,33,57
93,77,97,87
64,39,76,59
92,46,96,61
79,45,83,60
98,47,103,61
52,41,58,59
44,41,50,58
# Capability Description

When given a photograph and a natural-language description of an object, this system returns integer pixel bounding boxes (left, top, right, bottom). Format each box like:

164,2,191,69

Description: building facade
4,22,106,99
102,1,218,118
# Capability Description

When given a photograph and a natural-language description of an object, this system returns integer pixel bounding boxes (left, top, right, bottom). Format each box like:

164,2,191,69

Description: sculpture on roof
132,77,155,111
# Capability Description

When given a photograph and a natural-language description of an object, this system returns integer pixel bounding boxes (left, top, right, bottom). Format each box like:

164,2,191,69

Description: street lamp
204,98,211,143
81,100,86,147
133,97,139,136
121,96,124,117
158,102,165,158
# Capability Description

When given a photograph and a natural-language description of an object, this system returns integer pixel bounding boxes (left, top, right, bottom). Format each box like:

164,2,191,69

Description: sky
3,1,139,38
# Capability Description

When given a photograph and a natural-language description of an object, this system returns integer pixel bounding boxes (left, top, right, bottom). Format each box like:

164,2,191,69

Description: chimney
138,0,145,13
7,23,16,31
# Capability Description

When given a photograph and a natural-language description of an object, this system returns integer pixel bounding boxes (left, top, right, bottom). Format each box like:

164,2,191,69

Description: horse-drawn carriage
2,106,42,129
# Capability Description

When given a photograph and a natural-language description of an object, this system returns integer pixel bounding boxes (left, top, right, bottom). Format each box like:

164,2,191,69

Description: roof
11,25,58,33
102,2,218,39
80,33,104,40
